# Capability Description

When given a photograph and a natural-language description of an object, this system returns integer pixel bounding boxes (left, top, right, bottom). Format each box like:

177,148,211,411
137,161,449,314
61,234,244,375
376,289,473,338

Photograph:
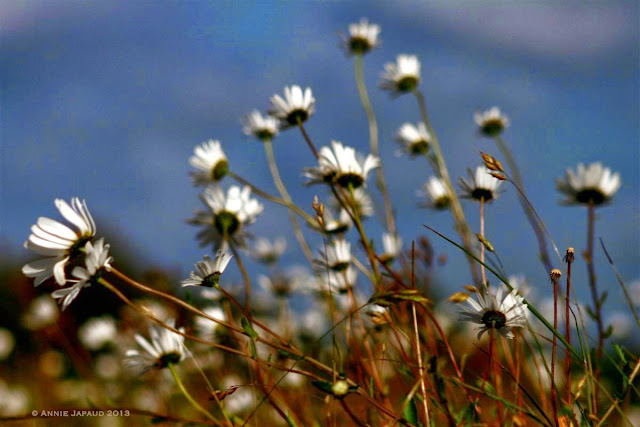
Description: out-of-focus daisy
250,237,286,265
189,140,228,185
243,110,279,141
21,295,59,330
317,208,352,235
0,381,30,417
269,85,315,129
194,306,227,342
0,328,15,361
124,320,186,372
323,266,358,294
342,18,381,55
379,233,402,264
22,197,96,286
188,186,263,249
379,54,421,94
316,239,352,272
458,285,528,339
51,238,112,310
459,165,504,202
419,176,450,209
395,122,430,156
78,316,117,351
474,107,509,137
304,140,380,189
555,162,621,206
95,354,122,380
181,251,233,288
258,266,311,298
341,188,374,218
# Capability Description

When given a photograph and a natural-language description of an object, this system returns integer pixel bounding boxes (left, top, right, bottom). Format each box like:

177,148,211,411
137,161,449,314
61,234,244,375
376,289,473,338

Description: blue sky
2,1,638,315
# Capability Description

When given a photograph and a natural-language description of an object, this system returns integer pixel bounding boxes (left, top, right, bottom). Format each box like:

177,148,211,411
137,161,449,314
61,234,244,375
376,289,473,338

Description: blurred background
2,1,638,318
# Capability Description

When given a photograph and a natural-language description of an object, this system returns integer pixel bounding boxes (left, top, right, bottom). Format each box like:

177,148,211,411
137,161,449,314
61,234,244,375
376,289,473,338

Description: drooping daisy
188,186,264,249
51,238,113,311
458,285,528,340
342,18,381,55
555,162,621,206
395,122,430,156
124,319,186,372
189,140,228,185
379,54,421,94
316,239,352,272
474,107,509,137
78,316,117,351
250,237,286,265
459,165,504,202
243,110,279,141
419,176,450,209
379,233,402,264
181,251,233,288
312,208,352,235
304,140,380,189
269,85,315,129
194,306,227,342
22,197,97,286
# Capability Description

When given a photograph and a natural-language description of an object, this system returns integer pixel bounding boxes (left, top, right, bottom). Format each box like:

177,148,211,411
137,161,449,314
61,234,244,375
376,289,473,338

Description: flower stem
229,242,251,313
168,363,218,422
480,196,487,287
296,118,319,159
551,279,560,427
413,89,480,285
564,251,574,409
354,53,396,234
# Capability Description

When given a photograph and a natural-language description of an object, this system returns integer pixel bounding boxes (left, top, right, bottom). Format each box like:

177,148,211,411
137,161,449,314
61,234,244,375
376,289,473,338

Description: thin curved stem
169,363,218,422
480,196,486,286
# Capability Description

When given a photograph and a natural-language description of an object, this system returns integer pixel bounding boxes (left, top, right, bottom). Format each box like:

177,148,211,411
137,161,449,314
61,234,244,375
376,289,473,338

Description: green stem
586,200,603,413
354,53,396,234
168,363,218,422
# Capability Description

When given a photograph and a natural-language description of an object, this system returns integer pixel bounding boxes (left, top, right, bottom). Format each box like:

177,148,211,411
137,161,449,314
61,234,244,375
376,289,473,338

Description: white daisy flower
189,140,228,185
342,188,374,218
124,319,186,372
189,185,264,249
304,140,380,189
194,306,227,342
379,54,421,94
258,266,311,298
181,250,233,288
51,238,113,311
395,122,430,156
21,295,59,330
243,110,279,141
250,237,286,265
380,233,402,264
474,107,509,137
459,165,504,202
555,162,621,206
269,85,315,128
326,266,358,293
317,208,353,235
316,239,352,272
22,197,96,286
458,285,528,340
0,381,30,417
419,176,450,210
0,328,15,361
78,316,117,351
342,18,381,55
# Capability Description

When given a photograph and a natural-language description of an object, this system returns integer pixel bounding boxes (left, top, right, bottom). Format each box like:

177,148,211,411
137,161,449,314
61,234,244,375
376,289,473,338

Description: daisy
194,306,227,342
395,122,430,156
555,162,621,206
21,295,59,330
459,165,504,202
474,107,509,137
51,238,113,311
22,197,96,286
342,18,381,55
379,233,402,264
188,186,263,249
0,329,15,361
257,266,311,298
313,208,352,235
326,266,358,294
316,239,352,272
458,285,528,340
379,54,421,94
250,237,286,265
243,110,279,141
269,85,315,128
78,316,117,351
419,176,450,209
189,140,228,185
181,250,233,288
124,319,186,372
305,140,380,189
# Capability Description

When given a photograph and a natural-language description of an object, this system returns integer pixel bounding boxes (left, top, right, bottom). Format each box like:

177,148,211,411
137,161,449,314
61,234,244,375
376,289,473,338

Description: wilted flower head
250,237,286,265
23,197,96,286
379,54,421,94
78,316,117,351
342,18,380,55
555,162,621,206
181,251,233,288
51,238,113,311
124,320,186,372
269,85,315,128
395,122,430,156
459,165,504,202
189,140,228,185
305,140,380,189
458,285,528,339
189,186,263,249
243,110,279,141
474,107,509,137
419,176,450,209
